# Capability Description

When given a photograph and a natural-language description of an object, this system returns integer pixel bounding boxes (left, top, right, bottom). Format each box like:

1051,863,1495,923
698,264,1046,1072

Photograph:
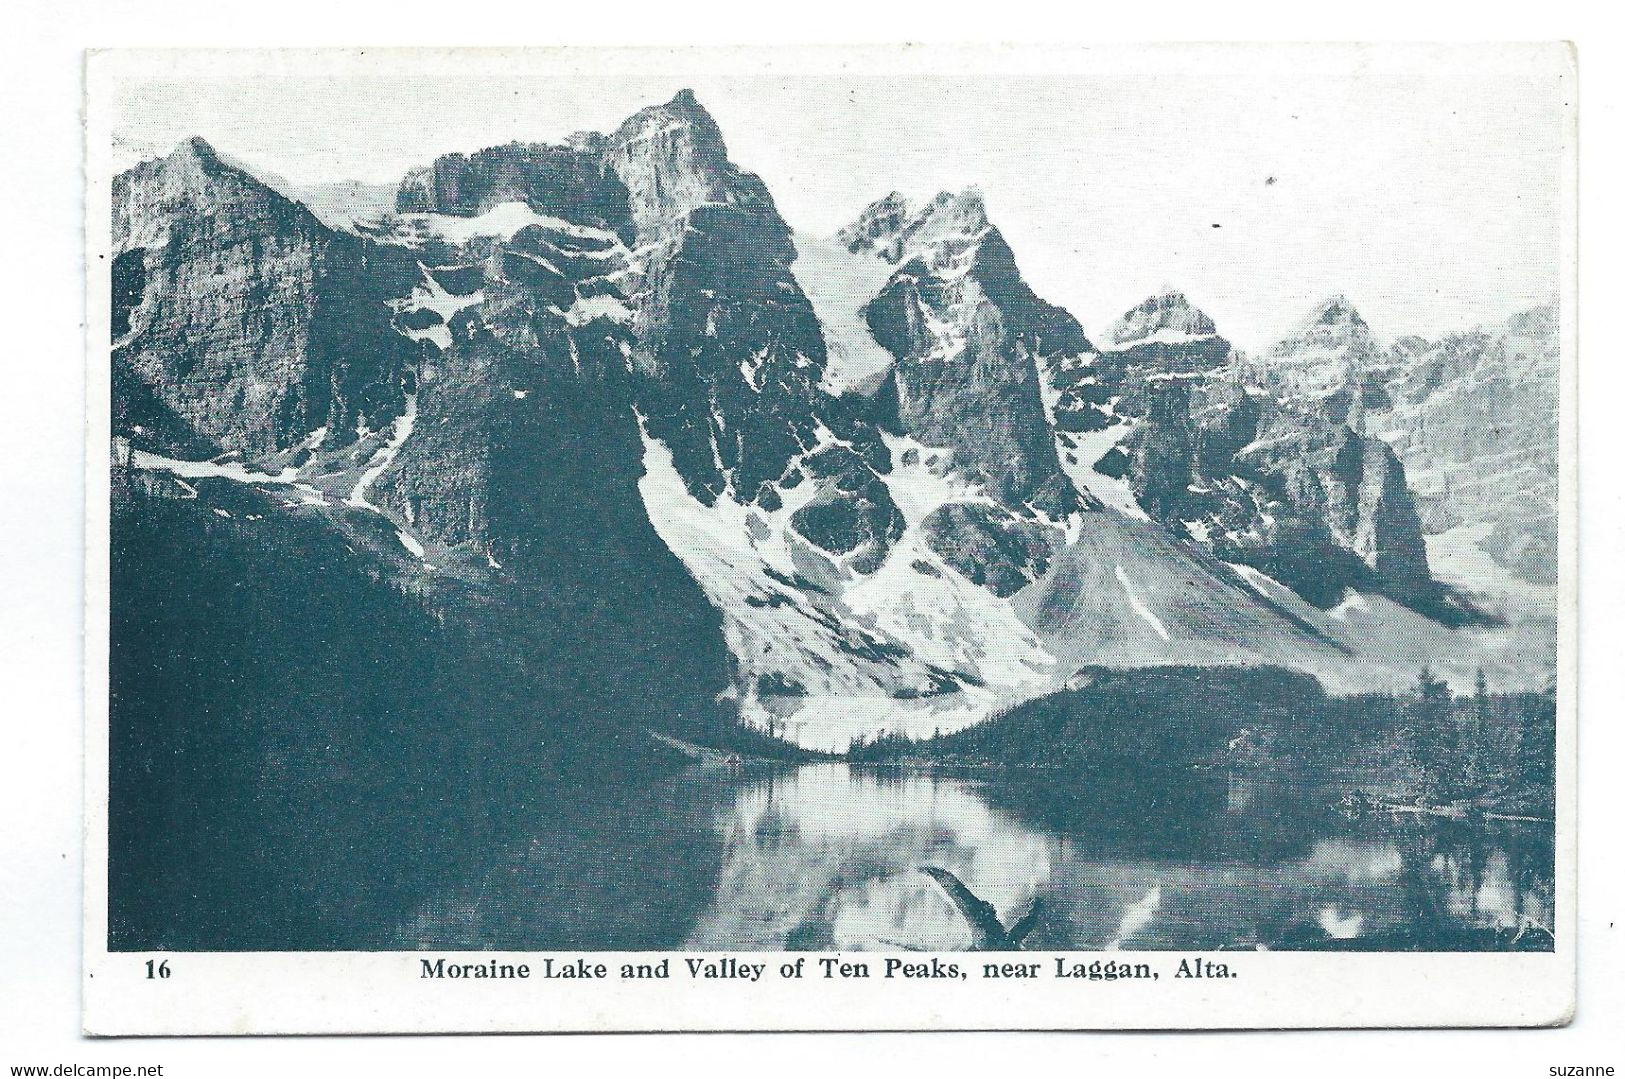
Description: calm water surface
400,762,1553,952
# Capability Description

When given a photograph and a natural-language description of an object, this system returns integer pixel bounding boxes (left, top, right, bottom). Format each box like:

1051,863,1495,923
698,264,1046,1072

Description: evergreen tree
1462,668,1491,794
1406,667,1456,802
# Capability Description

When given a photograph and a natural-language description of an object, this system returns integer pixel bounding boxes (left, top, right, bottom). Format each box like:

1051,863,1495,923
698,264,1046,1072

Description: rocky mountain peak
1311,294,1366,328
1252,295,1383,408
115,134,327,257
112,135,418,460
175,135,222,168
837,188,992,268
610,87,728,150
1109,289,1220,347
910,187,989,235
155,135,254,191
1275,295,1375,354
602,89,759,242
837,191,912,256
861,186,1092,524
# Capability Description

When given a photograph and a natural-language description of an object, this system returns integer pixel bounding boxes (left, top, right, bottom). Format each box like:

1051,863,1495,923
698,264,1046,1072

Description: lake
398,761,1554,952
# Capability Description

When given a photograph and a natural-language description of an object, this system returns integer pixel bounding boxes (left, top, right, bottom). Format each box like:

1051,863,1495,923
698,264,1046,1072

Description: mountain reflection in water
688,763,1553,952
402,762,1553,952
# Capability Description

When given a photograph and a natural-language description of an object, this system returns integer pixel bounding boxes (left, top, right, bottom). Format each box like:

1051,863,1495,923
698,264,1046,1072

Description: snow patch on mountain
565,293,634,326
391,265,483,350
1114,565,1172,641
790,232,898,395
347,394,417,512
1106,329,1222,350
875,432,993,522
399,201,622,246
1053,422,1146,519
636,416,1059,752
846,433,1057,691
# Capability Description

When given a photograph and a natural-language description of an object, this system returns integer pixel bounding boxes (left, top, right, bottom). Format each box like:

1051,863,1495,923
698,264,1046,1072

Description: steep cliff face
1230,409,1435,608
395,137,635,242
1365,303,1560,585
112,138,419,459
843,189,1102,608
600,92,908,573
370,213,642,557
607,95,859,490
603,90,769,241
114,128,736,750
1042,290,1438,612
860,190,1091,522
1249,298,1561,587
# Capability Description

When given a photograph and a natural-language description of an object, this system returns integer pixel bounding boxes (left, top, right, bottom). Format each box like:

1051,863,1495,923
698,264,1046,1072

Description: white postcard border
81,43,1578,1035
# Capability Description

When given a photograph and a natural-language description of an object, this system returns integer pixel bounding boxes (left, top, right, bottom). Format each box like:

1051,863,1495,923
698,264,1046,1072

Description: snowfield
635,415,1056,752
399,201,622,245
789,232,899,395
347,394,417,513
1054,422,1146,519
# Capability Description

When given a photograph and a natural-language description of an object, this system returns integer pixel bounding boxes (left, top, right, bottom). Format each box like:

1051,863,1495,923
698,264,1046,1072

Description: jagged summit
119,132,330,251
609,88,727,151
1308,294,1367,330
602,89,772,241
904,188,990,249
146,135,253,189
837,191,911,254
177,135,221,164
860,185,1094,521
1077,288,1232,380
839,187,992,266
1271,295,1376,357
1109,289,1220,348
111,130,417,460
1261,295,1391,396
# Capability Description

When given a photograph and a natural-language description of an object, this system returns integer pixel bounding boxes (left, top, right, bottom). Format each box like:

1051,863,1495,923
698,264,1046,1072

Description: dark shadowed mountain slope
113,137,421,459
858,189,1092,519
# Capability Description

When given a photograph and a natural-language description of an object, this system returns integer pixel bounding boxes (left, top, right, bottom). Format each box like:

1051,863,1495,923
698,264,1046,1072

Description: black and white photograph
2,30,1600,1051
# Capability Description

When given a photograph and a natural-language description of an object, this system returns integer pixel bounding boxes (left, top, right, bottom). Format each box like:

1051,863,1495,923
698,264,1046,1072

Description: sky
98,45,1571,352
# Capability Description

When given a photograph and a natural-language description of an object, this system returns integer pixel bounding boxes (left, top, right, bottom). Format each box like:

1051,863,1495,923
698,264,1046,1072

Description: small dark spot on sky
1265,176,1277,186
1211,223,1221,229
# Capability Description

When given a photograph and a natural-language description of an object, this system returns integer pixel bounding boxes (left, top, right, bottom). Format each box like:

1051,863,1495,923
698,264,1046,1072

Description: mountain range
109,90,1559,752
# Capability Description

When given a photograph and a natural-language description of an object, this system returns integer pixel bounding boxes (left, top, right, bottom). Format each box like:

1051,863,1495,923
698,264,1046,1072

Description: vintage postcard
83,44,1576,1034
